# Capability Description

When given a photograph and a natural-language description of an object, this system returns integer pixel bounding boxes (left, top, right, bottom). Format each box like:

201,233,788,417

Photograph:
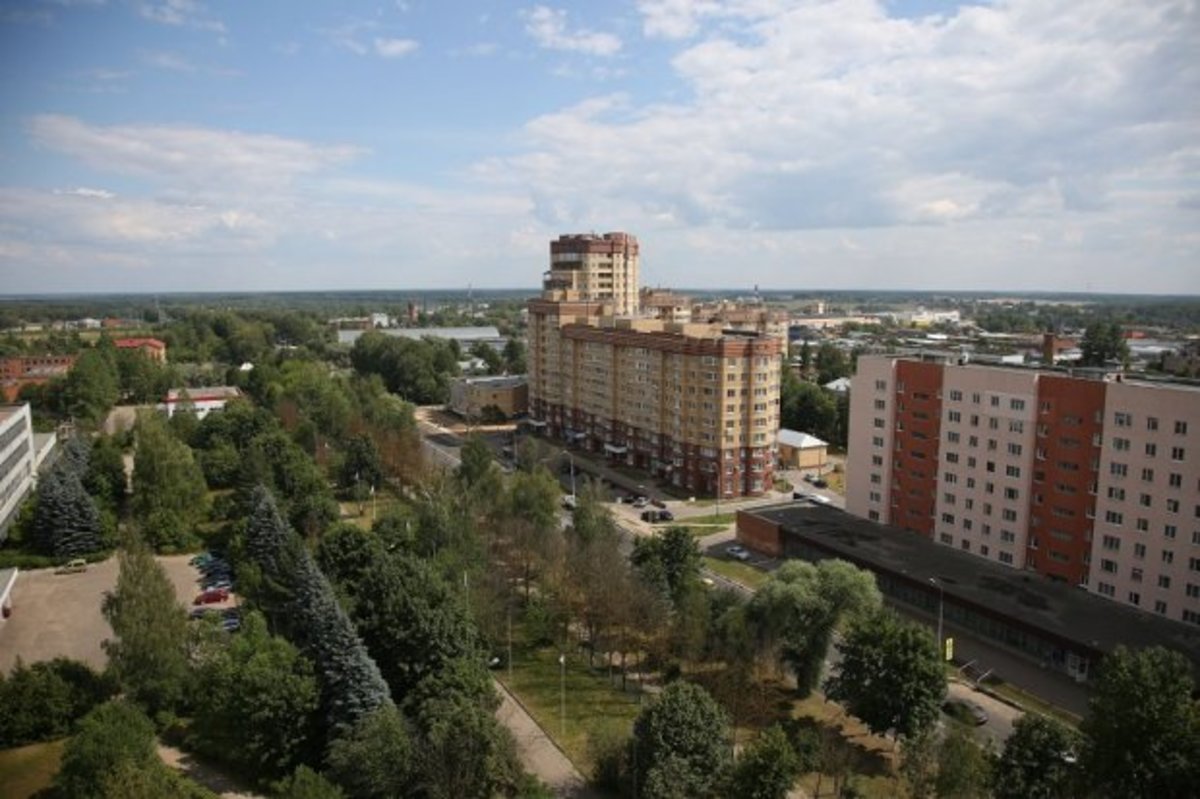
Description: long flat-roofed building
846,353,1200,627
528,234,782,498
0,404,56,542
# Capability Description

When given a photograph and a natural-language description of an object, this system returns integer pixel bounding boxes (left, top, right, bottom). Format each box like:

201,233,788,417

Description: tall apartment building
544,232,640,316
847,354,1200,626
528,234,782,498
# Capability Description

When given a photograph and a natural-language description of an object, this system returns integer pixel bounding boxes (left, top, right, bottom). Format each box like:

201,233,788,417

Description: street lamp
930,577,944,660
558,652,566,738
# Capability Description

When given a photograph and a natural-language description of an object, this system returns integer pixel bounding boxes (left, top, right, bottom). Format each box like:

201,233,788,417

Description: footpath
493,679,601,798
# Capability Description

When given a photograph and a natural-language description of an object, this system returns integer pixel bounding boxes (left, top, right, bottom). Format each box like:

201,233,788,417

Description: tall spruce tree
244,487,390,737
33,460,103,558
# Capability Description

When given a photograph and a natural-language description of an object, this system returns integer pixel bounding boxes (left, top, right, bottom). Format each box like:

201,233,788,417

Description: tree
1080,645,1200,798
934,724,992,799
469,340,504,374
456,434,498,492
130,410,209,550
326,705,414,799
780,371,838,442
503,337,527,374
243,487,391,738
100,759,218,799
748,560,880,696
84,434,129,513
1079,320,1129,367
274,766,346,799
630,681,730,799
814,342,851,385
338,433,384,492
0,657,115,747
32,459,105,558
56,700,158,799
64,348,119,426
409,683,523,799
190,612,320,780
993,714,1082,799
825,609,945,741
102,532,191,716
631,526,701,606
726,724,801,799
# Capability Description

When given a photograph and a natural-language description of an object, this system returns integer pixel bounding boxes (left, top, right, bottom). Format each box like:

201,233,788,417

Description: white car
811,494,832,505
726,544,751,562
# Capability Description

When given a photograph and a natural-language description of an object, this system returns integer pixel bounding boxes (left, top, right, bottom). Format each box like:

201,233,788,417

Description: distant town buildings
0,355,77,403
846,354,1200,627
114,337,167,363
528,232,782,498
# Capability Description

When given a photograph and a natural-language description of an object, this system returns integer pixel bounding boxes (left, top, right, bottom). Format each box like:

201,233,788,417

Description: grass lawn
0,739,66,799
677,512,735,527
498,629,644,775
789,693,903,799
702,556,771,590
983,677,1081,727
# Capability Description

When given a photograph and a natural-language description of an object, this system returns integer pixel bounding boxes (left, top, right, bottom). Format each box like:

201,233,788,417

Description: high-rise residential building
528,234,782,498
544,232,641,316
846,354,1200,626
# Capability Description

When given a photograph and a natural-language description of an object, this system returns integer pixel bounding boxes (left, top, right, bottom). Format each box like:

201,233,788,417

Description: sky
0,0,1197,295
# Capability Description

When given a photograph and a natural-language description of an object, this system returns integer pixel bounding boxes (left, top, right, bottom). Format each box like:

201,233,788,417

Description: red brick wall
737,510,782,556
890,360,944,538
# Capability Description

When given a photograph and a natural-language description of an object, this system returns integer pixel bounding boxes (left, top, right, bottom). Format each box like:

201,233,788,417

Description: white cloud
140,49,195,72
523,6,622,56
28,114,363,188
54,186,116,199
374,37,419,58
138,0,224,33
637,0,724,39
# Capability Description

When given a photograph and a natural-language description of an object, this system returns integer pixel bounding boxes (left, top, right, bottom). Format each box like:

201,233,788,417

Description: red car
194,588,230,605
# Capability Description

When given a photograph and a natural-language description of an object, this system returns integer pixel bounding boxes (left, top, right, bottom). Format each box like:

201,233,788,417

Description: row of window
936,532,1015,563
1114,412,1190,435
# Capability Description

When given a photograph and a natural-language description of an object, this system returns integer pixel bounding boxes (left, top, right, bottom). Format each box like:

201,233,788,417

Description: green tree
631,526,701,605
190,612,319,780
630,681,730,799
101,532,191,716
503,337,527,374
749,560,880,696
1079,321,1129,367
409,686,523,799
56,700,158,799
130,410,209,550
1080,646,1200,798
84,434,129,513
455,434,499,493
825,609,945,741
64,348,120,426
780,371,838,442
326,705,414,799
814,342,851,385
934,724,992,799
0,657,115,747
993,714,1082,799
100,759,219,799
726,724,801,799
275,765,346,799
338,433,384,492
32,459,105,558
469,340,504,374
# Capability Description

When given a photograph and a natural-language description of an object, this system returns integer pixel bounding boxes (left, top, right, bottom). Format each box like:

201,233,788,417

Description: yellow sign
944,637,954,662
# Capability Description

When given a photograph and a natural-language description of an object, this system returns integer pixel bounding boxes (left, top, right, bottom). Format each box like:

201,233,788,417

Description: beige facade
544,232,640,316
529,235,782,498
449,376,529,420
846,356,895,524
1091,380,1200,625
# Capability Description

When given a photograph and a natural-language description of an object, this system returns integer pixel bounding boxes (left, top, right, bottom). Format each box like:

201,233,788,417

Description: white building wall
933,366,1038,569
846,356,895,524
1091,381,1200,626
0,405,36,541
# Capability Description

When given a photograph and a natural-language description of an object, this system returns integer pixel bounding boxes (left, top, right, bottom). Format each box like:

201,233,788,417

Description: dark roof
745,502,1200,667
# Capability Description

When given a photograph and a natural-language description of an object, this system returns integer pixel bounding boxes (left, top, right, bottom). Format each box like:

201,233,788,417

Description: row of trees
780,368,850,449
349,330,461,404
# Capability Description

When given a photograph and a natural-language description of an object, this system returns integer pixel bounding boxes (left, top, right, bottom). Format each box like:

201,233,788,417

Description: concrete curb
492,677,588,783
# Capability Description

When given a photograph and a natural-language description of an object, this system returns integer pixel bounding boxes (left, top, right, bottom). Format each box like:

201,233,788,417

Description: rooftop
456,375,527,388
743,502,1200,667
777,429,827,449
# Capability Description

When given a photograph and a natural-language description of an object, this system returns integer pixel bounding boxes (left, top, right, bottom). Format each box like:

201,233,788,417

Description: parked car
726,544,751,562
811,494,833,505
792,491,810,501
657,509,674,522
942,699,988,726
641,510,661,523
55,558,88,575
650,498,667,509
803,473,815,484
632,496,650,508
194,588,230,605
812,477,829,488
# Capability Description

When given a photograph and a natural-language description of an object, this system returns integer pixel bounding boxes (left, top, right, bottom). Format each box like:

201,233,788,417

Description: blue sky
1,0,1197,294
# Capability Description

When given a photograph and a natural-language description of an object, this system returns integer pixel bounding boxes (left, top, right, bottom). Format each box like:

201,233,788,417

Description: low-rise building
449,375,529,421
777,429,828,473
0,355,77,402
114,337,167,363
161,386,242,419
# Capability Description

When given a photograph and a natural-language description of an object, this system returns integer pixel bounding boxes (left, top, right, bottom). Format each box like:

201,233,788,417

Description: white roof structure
823,377,852,393
777,428,828,450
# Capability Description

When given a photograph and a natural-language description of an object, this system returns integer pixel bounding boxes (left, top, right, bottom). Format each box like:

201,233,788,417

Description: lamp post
930,577,944,660
558,652,566,738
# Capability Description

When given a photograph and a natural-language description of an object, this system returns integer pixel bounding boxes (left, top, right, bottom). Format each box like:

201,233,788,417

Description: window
1171,446,1185,461
972,392,981,404
1140,494,1152,508
939,532,953,545
1169,473,1183,489
1001,530,1016,543
1167,499,1180,514
875,379,887,391
1164,524,1177,539
1158,575,1171,589
1006,465,1021,478
1187,583,1200,599
1009,420,1024,434
1147,416,1159,431
1100,559,1118,574
1183,610,1200,626
1137,517,1149,531
948,410,962,423
948,431,960,444
1114,411,1132,427
1105,510,1124,525
873,418,885,428
949,390,963,401
1128,592,1141,607
1097,582,1115,597
1008,443,1022,456
1134,542,1146,559
1004,487,1020,501
981,544,990,556
1102,535,1121,551
1113,437,1130,452
1002,509,1018,522
872,436,884,447
1131,567,1143,583
999,551,1014,565
1011,398,1026,411
1155,600,1168,615
1145,443,1157,457
1142,467,1155,482
1110,462,1128,477
1107,486,1126,501
1175,420,1189,435
1163,550,1175,565
990,396,1000,408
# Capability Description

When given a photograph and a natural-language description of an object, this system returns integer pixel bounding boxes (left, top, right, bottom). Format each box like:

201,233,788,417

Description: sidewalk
493,679,600,798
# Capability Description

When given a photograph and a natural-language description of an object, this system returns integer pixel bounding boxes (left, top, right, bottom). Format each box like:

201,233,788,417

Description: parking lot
0,554,207,673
